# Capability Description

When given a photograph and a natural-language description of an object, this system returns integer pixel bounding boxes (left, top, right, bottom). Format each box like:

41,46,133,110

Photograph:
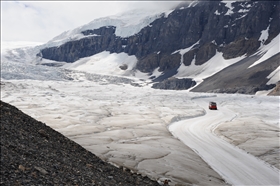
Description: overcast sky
1,1,182,43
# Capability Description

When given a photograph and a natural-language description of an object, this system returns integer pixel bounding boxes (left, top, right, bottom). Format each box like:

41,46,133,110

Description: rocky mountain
3,1,280,95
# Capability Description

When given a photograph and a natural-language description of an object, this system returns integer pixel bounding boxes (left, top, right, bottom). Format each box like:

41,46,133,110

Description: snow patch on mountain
214,10,221,16
175,51,246,85
267,66,280,85
188,1,199,8
63,51,138,77
172,40,200,56
259,25,270,43
249,34,280,68
223,1,234,15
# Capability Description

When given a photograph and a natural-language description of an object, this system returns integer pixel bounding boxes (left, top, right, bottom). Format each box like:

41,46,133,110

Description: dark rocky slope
191,53,280,94
0,101,160,186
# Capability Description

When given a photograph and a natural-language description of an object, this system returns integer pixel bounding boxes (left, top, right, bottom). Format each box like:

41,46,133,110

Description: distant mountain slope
2,1,279,95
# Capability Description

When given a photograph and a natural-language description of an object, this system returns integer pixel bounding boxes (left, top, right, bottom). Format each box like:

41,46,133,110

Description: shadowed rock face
152,78,196,90
221,38,260,59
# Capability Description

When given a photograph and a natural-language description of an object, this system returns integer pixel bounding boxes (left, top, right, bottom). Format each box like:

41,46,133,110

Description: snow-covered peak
46,8,173,48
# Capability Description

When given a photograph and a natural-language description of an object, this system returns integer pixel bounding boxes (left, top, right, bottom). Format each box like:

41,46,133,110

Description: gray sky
1,1,182,43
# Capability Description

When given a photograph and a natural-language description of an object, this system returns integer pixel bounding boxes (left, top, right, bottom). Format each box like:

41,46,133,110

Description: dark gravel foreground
0,101,161,186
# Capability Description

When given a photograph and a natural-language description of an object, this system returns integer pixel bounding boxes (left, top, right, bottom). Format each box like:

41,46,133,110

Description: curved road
168,99,279,185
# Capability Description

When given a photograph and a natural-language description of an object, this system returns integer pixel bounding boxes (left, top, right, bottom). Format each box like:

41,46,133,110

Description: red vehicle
209,102,217,110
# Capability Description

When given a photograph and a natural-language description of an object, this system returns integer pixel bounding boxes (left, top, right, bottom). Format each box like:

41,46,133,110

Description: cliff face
39,1,279,93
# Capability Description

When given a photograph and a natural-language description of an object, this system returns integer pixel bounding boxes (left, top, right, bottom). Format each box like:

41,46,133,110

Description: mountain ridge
39,1,279,62
2,1,279,95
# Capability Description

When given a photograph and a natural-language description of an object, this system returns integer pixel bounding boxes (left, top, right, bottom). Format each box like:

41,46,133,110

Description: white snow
223,1,234,16
249,34,280,68
267,65,280,85
234,14,248,21
175,51,246,85
188,1,199,8
238,9,249,13
245,3,252,8
171,40,199,56
259,25,270,43
163,10,173,18
214,10,221,15
63,51,138,77
149,67,163,79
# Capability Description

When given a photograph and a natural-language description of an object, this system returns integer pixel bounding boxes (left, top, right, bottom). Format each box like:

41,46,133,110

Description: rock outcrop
268,81,280,96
